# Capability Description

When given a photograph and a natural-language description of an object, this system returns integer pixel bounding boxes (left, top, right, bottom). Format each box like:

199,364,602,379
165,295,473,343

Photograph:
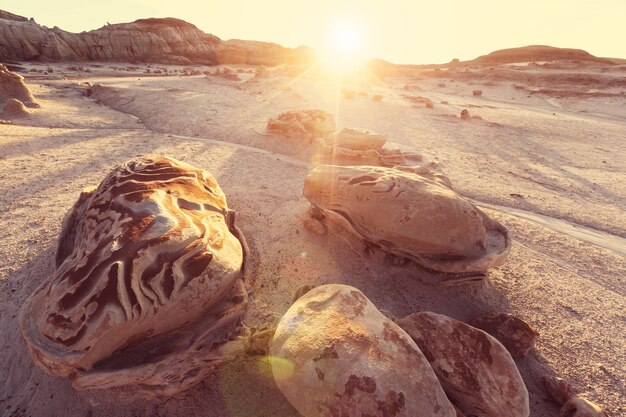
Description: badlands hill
471,45,615,65
369,45,617,72
0,10,313,65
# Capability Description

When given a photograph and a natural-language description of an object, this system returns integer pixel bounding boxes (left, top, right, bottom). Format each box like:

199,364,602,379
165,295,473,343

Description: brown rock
19,156,248,397
560,397,608,417
304,165,511,273
542,376,572,405
460,109,471,119
473,89,483,96
469,314,539,358
270,284,456,417
397,312,529,417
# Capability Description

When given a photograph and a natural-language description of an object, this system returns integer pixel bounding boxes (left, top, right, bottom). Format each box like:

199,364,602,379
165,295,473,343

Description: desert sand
1,57,625,417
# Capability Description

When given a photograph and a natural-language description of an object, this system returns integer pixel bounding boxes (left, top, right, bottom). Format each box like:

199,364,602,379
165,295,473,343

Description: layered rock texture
19,156,248,396
0,10,312,65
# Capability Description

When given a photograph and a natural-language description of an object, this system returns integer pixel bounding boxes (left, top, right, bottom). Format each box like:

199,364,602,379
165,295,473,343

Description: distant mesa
367,45,617,72
471,45,615,65
0,10,314,66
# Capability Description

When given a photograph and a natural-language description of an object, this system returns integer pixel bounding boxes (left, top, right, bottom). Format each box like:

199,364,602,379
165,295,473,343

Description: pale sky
3,0,625,64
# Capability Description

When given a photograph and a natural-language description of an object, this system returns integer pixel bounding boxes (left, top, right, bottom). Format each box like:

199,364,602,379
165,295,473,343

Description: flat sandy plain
1,60,625,417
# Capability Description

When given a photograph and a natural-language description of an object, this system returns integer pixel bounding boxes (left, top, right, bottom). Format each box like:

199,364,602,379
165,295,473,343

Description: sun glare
317,22,366,72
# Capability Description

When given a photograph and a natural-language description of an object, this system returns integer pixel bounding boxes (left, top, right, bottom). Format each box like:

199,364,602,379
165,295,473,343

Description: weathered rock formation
19,156,248,396
397,312,530,417
0,10,313,65
270,284,456,417
303,165,511,273
267,109,336,141
0,63,38,107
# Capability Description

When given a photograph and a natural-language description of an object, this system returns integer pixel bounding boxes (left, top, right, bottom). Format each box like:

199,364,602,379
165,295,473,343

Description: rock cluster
270,285,531,417
19,156,248,396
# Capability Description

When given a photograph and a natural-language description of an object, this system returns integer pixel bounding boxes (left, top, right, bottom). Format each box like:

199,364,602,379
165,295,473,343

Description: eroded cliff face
0,11,312,65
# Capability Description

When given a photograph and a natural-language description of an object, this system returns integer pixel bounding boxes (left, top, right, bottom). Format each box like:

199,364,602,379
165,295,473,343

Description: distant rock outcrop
0,63,38,107
0,10,313,66
470,45,614,65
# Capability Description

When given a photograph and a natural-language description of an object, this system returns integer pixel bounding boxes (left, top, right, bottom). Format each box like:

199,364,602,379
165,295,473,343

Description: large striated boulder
303,165,510,273
270,284,456,417
0,64,38,107
397,312,529,417
20,156,248,396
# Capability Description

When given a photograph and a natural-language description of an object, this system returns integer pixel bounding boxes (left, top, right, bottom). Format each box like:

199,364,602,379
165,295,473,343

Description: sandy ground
0,60,625,417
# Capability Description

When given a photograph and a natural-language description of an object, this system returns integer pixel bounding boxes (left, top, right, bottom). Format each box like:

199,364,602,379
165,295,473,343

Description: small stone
303,217,326,235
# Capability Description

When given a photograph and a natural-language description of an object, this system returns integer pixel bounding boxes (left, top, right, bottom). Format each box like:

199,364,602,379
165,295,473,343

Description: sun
317,22,366,72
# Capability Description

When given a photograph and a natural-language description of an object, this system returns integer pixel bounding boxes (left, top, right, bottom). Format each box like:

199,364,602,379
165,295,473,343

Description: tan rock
270,284,456,417
20,156,248,396
267,109,335,141
0,64,38,108
469,313,539,358
397,312,529,417
303,165,511,273
328,128,387,151
2,98,29,117
372,94,383,102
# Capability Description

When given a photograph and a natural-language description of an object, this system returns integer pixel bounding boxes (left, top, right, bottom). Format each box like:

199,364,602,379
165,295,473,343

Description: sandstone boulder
303,165,511,273
397,312,529,417
469,313,539,358
20,156,248,396
270,284,456,417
